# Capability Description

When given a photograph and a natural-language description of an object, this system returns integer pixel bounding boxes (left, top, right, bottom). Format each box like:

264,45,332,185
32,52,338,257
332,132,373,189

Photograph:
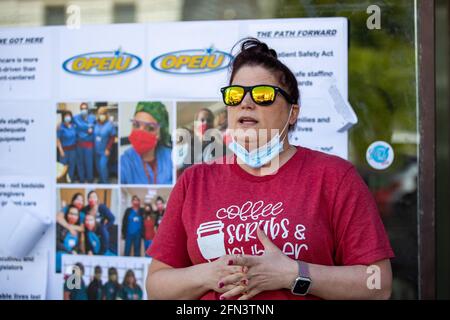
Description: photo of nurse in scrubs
57,110,77,183
56,102,119,184
94,106,117,184
119,101,173,185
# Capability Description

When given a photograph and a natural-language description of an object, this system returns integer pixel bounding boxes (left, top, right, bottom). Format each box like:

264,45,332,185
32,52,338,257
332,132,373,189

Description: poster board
0,17,349,299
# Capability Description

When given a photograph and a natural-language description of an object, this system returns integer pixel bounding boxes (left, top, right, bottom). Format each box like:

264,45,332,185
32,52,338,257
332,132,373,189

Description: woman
120,270,143,300
94,106,116,184
146,38,394,300
84,214,102,255
57,111,77,182
87,266,103,300
103,267,121,300
56,205,81,273
120,101,173,185
143,204,157,256
83,190,116,255
121,195,144,256
56,193,85,238
153,196,165,231
177,108,225,176
64,262,88,300
74,102,96,183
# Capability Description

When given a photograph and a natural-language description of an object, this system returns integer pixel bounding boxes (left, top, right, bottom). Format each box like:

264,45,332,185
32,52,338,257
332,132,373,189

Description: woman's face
67,208,79,225
73,195,84,208
132,197,140,208
156,200,164,211
98,112,108,123
85,215,96,231
133,112,160,139
227,65,298,148
194,110,211,137
88,192,98,206
126,274,134,285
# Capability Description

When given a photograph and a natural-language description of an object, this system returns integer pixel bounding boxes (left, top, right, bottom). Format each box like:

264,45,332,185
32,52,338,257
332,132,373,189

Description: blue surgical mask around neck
228,106,293,168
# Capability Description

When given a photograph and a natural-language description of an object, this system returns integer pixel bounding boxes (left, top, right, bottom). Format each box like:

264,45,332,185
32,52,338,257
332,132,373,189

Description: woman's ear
289,104,300,125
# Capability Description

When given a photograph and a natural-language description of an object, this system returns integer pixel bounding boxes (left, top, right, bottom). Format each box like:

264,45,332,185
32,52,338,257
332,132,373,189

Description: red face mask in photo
129,130,157,155
85,219,96,231
88,199,96,208
74,203,83,211
198,123,208,135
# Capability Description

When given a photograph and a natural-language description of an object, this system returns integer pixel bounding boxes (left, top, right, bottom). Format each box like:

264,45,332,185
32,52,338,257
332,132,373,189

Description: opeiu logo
62,48,142,76
150,47,233,75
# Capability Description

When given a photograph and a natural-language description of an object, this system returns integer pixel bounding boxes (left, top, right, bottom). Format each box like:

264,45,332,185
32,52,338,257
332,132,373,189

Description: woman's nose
240,92,255,110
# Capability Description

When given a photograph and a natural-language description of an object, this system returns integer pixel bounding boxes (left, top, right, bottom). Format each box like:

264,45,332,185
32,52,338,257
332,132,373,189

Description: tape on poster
321,79,358,132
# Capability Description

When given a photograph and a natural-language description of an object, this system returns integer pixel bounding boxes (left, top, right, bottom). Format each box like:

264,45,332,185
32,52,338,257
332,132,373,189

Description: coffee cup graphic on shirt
196,220,226,261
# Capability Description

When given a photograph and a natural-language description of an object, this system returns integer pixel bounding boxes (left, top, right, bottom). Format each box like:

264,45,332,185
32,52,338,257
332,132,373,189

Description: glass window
45,5,66,26
114,3,136,24
0,0,425,299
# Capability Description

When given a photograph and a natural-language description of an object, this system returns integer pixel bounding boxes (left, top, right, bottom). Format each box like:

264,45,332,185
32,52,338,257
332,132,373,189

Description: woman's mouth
237,116,259,127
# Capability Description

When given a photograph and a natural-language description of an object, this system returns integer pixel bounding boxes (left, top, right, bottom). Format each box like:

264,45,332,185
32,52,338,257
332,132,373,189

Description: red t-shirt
148,146,395,300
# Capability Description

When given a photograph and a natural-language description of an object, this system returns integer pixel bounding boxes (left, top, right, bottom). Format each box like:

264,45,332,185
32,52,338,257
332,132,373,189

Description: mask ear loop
279,104,295,141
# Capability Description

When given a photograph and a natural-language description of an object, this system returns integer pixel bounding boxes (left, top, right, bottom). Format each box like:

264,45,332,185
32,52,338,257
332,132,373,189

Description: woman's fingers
219,285,247,300
215,284,238,294
225,266,245,274
218,273,247,288
237,288,260,300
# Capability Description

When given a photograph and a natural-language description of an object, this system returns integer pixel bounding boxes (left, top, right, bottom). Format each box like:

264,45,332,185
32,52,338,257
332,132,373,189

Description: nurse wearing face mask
120,270,143,300
84,215,102,255
120,102,173,185
103,267,121,300
122,195,144,256
73,102,96,183
94,106,116,184
56,193,85,239
56,205,81,273
146,39,394,301
83,191,116,255
57,111,77,182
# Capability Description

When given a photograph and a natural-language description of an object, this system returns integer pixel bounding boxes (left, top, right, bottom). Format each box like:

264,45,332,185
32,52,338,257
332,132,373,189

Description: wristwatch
290,260,312,296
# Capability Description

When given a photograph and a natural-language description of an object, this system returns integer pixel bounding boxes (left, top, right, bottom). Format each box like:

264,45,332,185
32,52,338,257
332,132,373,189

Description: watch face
293,277,311,295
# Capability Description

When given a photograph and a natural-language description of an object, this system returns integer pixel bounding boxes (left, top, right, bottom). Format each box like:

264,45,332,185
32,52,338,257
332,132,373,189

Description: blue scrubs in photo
94,121,116,184
82,204,116,255
103,281,120,300
64,277,88,300
57,123,77,181
120,145,173,184
124,208,143,257
73,113,96,183
120,285,143,300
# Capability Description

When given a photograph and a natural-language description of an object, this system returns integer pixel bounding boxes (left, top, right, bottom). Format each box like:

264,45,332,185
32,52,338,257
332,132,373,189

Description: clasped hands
207,227,297,300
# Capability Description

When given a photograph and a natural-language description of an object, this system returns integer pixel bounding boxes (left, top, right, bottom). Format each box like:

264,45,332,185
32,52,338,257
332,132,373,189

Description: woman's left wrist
283,258,299,290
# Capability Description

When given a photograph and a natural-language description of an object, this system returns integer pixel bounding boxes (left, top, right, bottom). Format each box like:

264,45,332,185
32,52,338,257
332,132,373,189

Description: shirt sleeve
332,166,395,266
147,170,192,268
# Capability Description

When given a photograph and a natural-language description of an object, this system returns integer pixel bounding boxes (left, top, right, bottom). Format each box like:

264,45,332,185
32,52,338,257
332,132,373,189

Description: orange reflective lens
222,85,277,106
251,86,276,105
223,86,245,106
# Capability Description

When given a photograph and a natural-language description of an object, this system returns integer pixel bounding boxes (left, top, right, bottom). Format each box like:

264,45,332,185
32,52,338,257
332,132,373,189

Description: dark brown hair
229,38,299,104
229,38,299,130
